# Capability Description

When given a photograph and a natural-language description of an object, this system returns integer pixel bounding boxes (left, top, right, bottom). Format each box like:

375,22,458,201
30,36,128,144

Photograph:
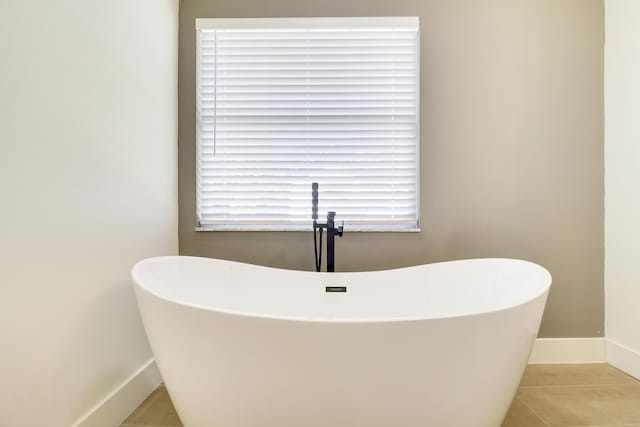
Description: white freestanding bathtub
132,256,551,427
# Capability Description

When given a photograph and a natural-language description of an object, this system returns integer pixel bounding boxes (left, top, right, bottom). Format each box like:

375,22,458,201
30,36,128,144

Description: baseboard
606,339,640,380
71,358,162,427
528,338,606,364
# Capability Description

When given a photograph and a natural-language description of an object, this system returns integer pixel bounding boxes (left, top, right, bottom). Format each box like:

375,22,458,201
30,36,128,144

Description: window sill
195,226,421,233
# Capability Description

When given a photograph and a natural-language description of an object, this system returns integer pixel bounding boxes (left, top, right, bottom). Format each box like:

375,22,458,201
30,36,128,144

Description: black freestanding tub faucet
312,183,344,272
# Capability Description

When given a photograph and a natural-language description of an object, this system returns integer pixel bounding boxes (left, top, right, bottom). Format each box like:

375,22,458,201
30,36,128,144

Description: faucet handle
337,220,344,237
311,182,319,220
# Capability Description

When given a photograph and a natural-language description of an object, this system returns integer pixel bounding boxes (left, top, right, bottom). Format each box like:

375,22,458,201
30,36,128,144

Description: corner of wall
72,359,161,427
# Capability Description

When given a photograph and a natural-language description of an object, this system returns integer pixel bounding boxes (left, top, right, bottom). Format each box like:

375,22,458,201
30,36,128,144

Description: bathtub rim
132,256,551,324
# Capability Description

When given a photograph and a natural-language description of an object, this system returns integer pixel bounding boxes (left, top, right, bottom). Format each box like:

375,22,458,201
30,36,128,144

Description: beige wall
179,0,604,337
0,1,179,426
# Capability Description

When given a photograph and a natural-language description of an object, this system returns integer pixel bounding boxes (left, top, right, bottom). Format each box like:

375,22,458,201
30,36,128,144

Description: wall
604,0,640,376
0,1,179,426
179,0,604,338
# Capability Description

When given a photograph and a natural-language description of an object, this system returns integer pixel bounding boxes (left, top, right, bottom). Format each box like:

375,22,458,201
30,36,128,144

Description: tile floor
121,364,640,427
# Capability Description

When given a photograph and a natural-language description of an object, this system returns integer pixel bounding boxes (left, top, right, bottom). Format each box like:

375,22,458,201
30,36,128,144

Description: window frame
195,17,421,232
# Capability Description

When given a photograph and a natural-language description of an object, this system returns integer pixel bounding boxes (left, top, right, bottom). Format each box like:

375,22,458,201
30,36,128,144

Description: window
196,17,420,231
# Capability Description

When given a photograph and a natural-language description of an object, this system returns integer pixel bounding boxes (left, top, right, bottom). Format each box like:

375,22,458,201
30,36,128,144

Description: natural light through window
196,17,420,231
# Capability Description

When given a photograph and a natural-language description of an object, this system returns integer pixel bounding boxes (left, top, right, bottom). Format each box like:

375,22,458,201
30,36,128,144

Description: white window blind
196,17,420,231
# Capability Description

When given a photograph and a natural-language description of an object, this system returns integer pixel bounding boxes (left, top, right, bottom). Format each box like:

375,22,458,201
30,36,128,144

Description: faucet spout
326,212,336,272
311,184,344,272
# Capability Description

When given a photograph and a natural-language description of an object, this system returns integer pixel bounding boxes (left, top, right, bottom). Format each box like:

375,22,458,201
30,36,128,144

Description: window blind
196,17,420,231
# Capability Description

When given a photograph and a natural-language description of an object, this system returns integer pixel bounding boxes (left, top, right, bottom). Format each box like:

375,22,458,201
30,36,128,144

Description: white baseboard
71,358,162,427
606,339,640,380
528,338,606,364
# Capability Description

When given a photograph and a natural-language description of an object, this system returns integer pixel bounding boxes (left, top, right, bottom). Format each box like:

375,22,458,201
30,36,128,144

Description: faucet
311,183,344,272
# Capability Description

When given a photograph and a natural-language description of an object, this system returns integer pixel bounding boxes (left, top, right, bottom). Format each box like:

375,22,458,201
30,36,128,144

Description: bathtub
132,256,551,427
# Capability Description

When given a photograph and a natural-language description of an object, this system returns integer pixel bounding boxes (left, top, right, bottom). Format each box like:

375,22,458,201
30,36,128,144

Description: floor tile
501,397,548,427
121,385,183,427
521,364,637,387
517,383,640,427
563,425,640,427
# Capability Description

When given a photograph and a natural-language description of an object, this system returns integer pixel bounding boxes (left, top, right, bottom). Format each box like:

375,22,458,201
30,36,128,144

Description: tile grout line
515,395,551,427
520,382,640,388
121,424,180,427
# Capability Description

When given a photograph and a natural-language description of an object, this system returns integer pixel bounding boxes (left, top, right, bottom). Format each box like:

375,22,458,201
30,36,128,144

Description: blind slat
199,178,417,184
